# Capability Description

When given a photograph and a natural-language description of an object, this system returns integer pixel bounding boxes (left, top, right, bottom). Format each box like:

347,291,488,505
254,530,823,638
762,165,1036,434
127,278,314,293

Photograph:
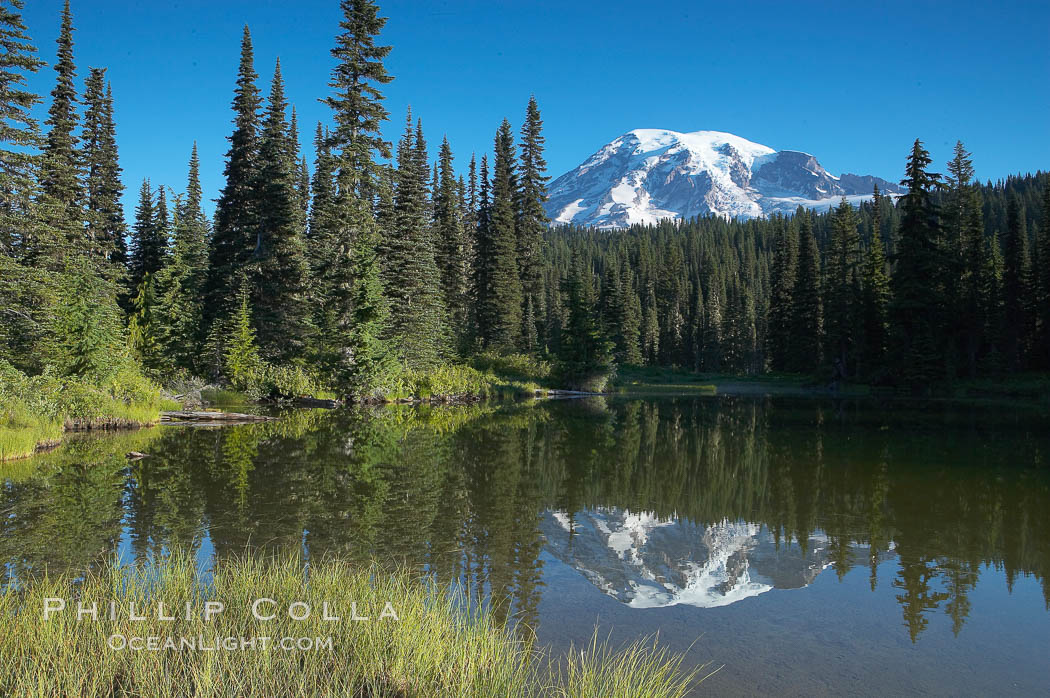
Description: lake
3,395,1049,696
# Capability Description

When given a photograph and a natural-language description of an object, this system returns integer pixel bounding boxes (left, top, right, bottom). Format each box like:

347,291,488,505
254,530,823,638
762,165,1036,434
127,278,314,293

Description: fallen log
160,411,276,423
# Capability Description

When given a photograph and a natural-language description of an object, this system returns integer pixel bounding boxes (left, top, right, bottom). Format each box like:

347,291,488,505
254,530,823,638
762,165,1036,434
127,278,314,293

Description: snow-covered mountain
545,129,903,229
541,508,893,609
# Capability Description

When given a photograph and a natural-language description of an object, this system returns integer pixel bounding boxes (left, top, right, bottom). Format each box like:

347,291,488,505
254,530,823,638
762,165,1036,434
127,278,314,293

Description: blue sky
19,0,1050,217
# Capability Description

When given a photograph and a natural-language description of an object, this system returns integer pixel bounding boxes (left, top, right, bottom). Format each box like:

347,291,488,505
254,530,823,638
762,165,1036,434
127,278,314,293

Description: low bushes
0,359,176,461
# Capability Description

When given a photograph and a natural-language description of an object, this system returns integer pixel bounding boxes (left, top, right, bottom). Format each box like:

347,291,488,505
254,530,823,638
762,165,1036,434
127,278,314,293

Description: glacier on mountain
545,129,903,229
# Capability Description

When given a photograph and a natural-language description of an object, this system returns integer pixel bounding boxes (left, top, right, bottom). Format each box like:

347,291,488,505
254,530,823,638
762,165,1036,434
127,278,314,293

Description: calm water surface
3,395,1049,696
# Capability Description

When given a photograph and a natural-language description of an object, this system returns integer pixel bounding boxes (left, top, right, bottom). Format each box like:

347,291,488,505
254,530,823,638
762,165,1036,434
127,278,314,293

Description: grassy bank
612,365,821,396
0,552,706,697
0,360,177,462
382,363,545,402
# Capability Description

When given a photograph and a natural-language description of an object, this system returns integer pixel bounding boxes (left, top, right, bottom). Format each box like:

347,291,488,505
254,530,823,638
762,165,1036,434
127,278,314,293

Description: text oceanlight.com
107,634,333,652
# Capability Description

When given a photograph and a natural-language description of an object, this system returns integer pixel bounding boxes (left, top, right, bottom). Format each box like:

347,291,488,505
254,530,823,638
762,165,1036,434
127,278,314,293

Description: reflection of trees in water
1,397,1048,642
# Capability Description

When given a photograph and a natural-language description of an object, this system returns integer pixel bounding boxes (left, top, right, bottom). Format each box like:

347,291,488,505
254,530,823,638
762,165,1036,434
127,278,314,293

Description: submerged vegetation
0,552,705,698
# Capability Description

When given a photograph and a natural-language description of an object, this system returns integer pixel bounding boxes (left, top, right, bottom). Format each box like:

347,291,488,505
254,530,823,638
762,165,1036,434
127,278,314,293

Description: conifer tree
206,26,262,330
945,143,986,376
50,255,126,378
824,198,861,376
464,152,478,236
1036,180,1050,369
0,0,46,369
557,256,613,389
0,0,43,257
127,179,165,297
599,255,621,356
321,0,394,393
620,258,643,365
890,139,944,389
289,106,310,221
127,271,161,371
254,58,310,361
1001,194,1032,369
154,184,170,250
788,211,823,373
656,242,686,365
325,0,392,198
766,216,797,371
516,96,549,351
861,187,890,377
979,232,1005,373
308,123,336,260
80,67,124,270
37,0,82,263
476,120,523,352
701,279,722,371
434,135,470,354
688,283,705,371
641,283,659,365
225,276,263,392
384,111,447,366
154,145,210,373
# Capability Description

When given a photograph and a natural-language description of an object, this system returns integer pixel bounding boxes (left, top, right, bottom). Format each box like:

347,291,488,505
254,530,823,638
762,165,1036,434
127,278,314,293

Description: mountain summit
545,129,903,228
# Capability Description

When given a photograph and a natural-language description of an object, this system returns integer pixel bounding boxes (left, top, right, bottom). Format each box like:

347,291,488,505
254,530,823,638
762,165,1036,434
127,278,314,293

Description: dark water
3,396,1049,695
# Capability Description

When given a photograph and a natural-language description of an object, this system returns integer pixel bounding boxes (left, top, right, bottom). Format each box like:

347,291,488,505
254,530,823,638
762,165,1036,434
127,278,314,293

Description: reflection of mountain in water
542,509,893,609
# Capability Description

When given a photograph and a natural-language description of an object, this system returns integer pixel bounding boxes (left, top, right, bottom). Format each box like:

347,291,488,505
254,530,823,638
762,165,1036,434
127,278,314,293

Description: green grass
380,363,543,402
0,552,709,697
472,352,553,385
200,388,252,406
0,404,63,462
0,360,175,462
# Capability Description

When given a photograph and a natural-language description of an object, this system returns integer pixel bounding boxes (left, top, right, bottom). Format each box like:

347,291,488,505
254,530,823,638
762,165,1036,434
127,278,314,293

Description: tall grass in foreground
0,552,710,697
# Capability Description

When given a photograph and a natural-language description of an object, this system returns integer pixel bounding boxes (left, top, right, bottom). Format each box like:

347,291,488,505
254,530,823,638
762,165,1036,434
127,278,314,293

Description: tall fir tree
766,216,797,371
153,183,170,251
557,255,613,388
206,26,262,332
80,67,124,270
155,144,211,373
476,120,523,353
254,58,310,361
0,0,46,371
1037,180,1050,369
787,210,823,373
1001,194,1032,370
320,0,394,394
37,0,82,264
945,143,986,376
383,111,447,367
434,135,470,354
890,139,944,389
979,232,1005,373
619,255,643,365
127,179,165,297
0,0,43,257
641,282,660,365
308,122,336,261
860,187,890,378
515,96,549,353
824,198,861,376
